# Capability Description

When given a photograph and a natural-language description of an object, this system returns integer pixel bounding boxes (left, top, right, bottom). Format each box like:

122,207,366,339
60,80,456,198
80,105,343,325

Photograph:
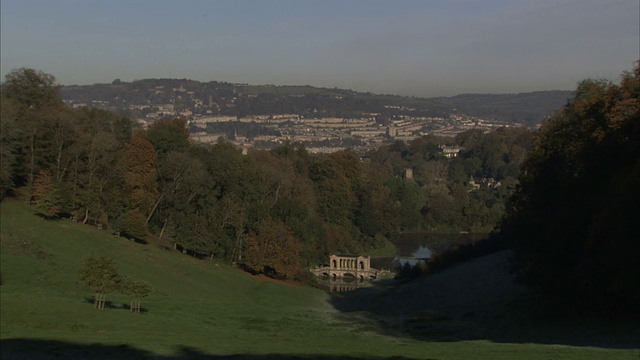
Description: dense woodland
1,68,530,279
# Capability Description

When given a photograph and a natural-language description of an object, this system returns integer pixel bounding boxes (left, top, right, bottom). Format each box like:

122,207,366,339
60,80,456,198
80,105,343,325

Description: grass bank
1,199,636,359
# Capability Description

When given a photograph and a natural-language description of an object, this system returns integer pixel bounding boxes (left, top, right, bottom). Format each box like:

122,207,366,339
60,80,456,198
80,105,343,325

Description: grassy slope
0,199,635,359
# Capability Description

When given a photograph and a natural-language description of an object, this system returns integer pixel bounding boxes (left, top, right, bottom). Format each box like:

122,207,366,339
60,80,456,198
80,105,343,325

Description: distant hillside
432,91,574,126
60,79,571,126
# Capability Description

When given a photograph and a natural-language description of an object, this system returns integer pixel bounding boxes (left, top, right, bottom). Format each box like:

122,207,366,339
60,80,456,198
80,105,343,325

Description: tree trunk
72,154,80,196
56,128,64,182
130,299,141,314
158,218,168,240
95,293,106,310
146,194,164,224
26,129,36,204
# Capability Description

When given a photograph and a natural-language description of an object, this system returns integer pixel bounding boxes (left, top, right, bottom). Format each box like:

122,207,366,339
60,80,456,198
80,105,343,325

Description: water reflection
317,275,366,292
370,244,433,270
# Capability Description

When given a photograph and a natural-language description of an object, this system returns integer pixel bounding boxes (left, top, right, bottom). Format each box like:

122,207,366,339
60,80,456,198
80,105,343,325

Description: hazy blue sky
1,0,638,97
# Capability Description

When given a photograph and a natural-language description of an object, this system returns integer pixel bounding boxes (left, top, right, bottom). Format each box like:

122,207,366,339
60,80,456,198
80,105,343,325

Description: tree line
1,68,531,280
503,63,640,310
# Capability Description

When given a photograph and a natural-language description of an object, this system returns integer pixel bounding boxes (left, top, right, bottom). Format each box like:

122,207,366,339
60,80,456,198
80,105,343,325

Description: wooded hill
1,68,533,280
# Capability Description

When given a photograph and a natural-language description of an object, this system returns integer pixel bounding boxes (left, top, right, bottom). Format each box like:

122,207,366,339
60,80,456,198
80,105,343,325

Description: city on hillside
61,79,572,154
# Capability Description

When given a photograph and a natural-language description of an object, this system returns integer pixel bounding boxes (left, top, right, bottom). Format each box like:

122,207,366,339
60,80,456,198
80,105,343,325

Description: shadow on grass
1,339,422,360
328,251,639,350
82,297,149,313
128,237,150,245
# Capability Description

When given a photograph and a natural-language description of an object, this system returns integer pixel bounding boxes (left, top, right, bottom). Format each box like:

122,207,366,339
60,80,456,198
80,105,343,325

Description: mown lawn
1,199,636,359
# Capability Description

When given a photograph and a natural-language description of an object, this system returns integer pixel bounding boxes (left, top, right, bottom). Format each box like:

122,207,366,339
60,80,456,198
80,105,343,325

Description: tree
0,97,18,199
145,117,190,156
505,64,640,310
2,68,65,194
119,209,149,241
68,108,132,225
78,256,121,310
308,153,359,228
74,130,118,223
242,218,302,279
122,134,157,218
32,168,61,218
218,193,248,262
356,178,399,237
121,277,152,314
2,68,61,112
152,150,213,253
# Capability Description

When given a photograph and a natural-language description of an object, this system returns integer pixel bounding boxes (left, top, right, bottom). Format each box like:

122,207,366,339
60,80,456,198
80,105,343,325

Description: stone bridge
311,254,383,280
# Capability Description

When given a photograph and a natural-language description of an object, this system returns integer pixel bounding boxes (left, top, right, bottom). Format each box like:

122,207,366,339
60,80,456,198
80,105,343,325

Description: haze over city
1,0,638,97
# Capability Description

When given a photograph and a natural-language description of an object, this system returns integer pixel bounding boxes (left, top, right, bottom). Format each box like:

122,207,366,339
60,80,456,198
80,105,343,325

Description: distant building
469,176,481,191
469,176,501,191
439,145,463,158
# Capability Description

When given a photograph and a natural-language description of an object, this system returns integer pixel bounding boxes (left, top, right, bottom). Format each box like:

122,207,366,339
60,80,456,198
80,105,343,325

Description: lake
318,232,488,292
371,232,489,271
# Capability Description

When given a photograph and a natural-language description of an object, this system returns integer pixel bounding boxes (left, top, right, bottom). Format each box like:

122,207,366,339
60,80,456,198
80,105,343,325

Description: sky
1,0,638,97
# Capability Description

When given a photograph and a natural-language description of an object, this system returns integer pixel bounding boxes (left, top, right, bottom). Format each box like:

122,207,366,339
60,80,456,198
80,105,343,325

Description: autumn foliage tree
32,168,61,218
122,134,157,220
242,218,303,279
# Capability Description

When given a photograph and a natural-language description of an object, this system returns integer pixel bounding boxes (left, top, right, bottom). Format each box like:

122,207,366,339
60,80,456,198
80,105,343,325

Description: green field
1,199,636,359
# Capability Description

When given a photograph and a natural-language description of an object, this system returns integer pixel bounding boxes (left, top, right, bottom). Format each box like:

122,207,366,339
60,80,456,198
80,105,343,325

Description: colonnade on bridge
329,254,371,272
311,254,383,281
